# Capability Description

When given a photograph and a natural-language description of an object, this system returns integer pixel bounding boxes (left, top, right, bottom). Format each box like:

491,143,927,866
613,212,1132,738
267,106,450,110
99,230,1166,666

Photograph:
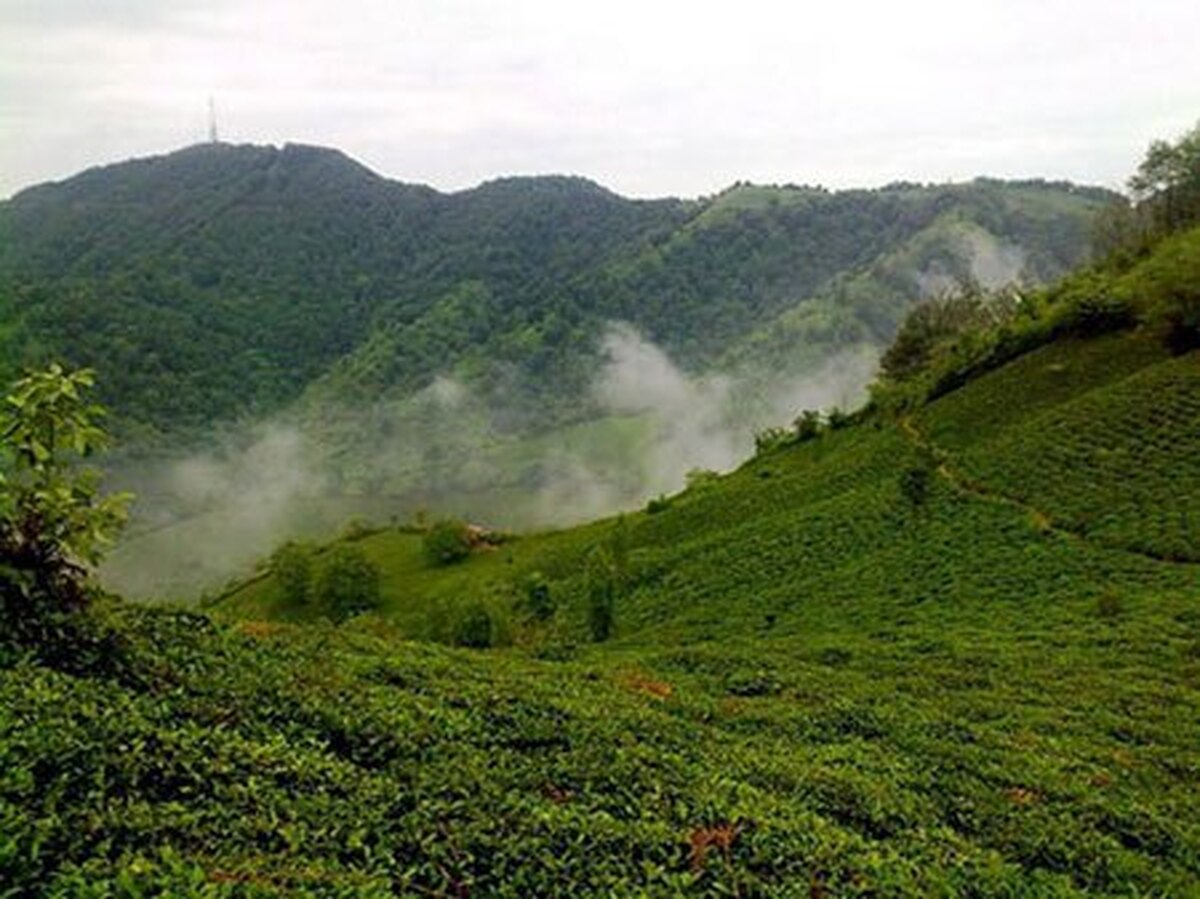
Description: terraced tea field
4,329,1198,895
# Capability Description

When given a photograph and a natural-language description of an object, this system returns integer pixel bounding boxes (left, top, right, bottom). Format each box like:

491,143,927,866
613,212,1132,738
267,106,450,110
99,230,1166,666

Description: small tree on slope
0,365,131,654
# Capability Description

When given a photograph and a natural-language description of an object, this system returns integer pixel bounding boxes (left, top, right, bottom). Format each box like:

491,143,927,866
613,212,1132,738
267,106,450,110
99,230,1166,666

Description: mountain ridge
0,143,1113,440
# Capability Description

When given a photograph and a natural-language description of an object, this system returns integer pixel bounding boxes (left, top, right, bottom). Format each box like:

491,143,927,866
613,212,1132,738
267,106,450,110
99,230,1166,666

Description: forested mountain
0,142,1113,441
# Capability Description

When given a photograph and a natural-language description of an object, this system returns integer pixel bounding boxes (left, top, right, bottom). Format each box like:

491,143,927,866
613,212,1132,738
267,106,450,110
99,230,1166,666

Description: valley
0,145,1109,597
2,121,1198,895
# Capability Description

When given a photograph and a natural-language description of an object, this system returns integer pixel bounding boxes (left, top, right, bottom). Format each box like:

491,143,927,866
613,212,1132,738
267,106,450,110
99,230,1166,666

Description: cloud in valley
101,323,878,599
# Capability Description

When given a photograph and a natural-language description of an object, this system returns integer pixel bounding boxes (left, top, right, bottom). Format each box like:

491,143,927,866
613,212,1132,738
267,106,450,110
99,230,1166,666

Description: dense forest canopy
0,143,1113,444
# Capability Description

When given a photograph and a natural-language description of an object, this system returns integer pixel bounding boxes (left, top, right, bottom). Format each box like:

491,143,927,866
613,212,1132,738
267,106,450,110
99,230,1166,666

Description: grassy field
3,326,1198,895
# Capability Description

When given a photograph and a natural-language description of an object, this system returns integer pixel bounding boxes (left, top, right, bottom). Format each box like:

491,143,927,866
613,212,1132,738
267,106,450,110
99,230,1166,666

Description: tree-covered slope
0,143,1111,440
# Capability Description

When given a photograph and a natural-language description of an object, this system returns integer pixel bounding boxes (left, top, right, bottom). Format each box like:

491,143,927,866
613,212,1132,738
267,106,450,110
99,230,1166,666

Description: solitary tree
315,543,381,622
1129,121,1200,235
584,547,616,642
271,540,313,607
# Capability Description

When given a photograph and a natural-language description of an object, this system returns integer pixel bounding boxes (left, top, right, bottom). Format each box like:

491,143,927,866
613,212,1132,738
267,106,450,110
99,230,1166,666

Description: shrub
1160,292,1200,354
685,468,720,490
899,462,933,507
753,427,791,456
826,407,851,430
339,517,375,541
1132,234,1200,353
794,409,822,441
585,548,616,642
880,288,1015,383
423,519,472,566
1056,293,1135,337
645,495,671,515
452,600,495,648
520,571,555,622
315,544,381,622
271,541,313,607
0,365,131,663
429,595,511,648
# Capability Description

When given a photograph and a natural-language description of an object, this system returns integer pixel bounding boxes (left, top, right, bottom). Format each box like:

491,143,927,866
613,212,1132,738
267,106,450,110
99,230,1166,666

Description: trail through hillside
897,415,1195,567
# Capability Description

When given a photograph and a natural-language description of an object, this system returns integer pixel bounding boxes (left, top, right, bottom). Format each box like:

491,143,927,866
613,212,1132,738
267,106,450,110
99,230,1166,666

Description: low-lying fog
101,323,877,600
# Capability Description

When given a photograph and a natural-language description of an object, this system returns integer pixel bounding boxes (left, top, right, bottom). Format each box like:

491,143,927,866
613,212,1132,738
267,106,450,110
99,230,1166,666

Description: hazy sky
3,0,1198,199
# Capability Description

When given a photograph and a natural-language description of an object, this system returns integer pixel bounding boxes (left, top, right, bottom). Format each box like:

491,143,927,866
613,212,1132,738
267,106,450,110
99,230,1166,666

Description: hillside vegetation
0,145,1122,601
4,216,1198,893
0,144,1109,440
3,125,1199,895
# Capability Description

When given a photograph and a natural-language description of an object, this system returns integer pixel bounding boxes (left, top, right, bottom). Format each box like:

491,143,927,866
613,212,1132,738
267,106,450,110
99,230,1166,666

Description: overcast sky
2,0,1198,200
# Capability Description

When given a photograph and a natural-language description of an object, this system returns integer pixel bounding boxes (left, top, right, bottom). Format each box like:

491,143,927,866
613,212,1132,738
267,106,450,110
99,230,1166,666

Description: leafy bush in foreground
0,365,130,666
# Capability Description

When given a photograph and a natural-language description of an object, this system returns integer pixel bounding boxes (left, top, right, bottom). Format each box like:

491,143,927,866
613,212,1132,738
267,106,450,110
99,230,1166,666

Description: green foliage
423,519,472,566
9,328,1200,894
5,135,1198,894
645,494,671,514
338,517,375,541
870,221,1200,412
1055,290,1136,336
1129,119,1200,235
868,121,1200,400
753,426,792,456
919,338,1200,561
826,406,851,430
270,540,313,608
426,593,512,648
0,145,1106,440
1112,225,1200,354
879,285,1021,384
899,460,933,508
314,543,381,621
584,547,617,642
684,468,720,490
0,365,130,656
518,570,555,622
451,599,497,648
793,409,823,442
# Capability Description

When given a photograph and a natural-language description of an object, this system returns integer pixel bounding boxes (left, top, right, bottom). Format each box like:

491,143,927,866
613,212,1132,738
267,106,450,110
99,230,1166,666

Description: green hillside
0,147,1118,600
0,145,1109,441
4,128,1200,895
5,226,1198,892
0,145,1119,600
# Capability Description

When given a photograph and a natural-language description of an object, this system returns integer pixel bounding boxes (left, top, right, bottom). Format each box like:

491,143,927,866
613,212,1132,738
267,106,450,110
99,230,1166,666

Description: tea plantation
1,313,1195,895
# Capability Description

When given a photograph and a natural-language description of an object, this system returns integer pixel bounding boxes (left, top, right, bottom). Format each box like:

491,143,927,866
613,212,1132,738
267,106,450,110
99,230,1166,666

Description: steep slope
224,330,1198,636
0,145,1110,441
6,322,1196,894
0,144,689,435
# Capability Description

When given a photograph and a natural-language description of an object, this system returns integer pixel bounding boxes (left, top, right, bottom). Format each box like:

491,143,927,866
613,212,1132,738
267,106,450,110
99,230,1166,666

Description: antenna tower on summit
208,97,219,144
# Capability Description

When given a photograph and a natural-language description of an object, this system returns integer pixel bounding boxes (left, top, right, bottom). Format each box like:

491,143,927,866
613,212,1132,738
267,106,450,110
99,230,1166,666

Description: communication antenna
207,96,219,144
